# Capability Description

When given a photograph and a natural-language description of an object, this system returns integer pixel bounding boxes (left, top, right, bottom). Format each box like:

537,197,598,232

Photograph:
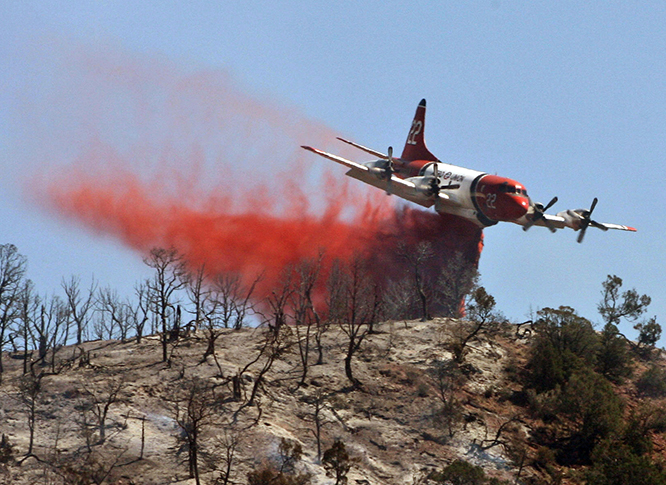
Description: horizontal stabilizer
301,146,369,172
336,137,387,159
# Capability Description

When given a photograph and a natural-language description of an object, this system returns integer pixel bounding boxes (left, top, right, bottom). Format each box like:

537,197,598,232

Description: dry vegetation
0,318,530,484
0,316,663,485
1,243,665,485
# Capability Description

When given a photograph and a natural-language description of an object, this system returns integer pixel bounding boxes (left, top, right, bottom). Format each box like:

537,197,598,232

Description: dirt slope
0,319,592,484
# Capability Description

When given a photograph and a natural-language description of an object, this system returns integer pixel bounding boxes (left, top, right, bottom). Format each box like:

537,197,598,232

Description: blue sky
1,2,664,340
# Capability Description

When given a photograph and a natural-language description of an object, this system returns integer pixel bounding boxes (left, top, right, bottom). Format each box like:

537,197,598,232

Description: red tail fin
400,99,438,162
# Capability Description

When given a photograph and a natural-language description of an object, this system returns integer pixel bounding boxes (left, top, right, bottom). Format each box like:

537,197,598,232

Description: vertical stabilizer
400,99,438,162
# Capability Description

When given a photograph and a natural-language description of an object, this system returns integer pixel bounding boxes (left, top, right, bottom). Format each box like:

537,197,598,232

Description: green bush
587,441,666,485
595,323,633,383
555,368,624,465
636,365,666,398
526,306,599,393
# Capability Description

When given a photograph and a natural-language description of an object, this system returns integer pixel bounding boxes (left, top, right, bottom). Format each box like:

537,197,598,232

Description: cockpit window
499,183,528,196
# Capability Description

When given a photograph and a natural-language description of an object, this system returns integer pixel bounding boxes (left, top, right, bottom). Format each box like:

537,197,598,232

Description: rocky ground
0,318,659,484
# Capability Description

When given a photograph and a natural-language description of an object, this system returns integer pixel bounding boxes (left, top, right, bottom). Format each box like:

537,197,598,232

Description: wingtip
419,98,426,107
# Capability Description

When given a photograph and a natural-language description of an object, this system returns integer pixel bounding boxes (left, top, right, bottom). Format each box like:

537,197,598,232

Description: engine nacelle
556,210,585,230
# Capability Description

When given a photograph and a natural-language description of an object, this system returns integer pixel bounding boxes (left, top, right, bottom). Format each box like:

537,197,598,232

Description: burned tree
233,327,288,407
449,286,499,363
292,255,323,387
211,426,242,485
16,280,40,375
429,359,464,438
81,378,125,444
303,390,330,462
96,286,132,342
166,377,220,485
396,241,435,321
17,369,44,457
62,275,97,345
235,273,295,409
131,280,151,343
434,251,479,318
201,272,259,365
0,243,27,384
328,258,381,388
323,440,354,485
213,270,258,330
144,247,187,362
185,264,208,334
32,295,69,372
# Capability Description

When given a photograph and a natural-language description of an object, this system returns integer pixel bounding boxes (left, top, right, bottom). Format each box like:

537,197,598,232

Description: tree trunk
0,327,4,385
161,316,168,362
344,340,359,388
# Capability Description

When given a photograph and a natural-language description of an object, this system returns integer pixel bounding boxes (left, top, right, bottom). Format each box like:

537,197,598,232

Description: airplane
302,99,636,243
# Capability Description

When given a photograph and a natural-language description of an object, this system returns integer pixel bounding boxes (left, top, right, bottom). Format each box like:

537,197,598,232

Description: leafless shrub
165,376,223,485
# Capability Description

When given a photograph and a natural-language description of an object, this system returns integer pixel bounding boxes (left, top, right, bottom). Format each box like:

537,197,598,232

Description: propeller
576,197,608,243
423,163,442,196
420,163,460,197
523,196,558,233
383,146,395,195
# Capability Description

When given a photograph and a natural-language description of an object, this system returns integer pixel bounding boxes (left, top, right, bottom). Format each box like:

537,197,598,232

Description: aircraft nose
501,195,530,220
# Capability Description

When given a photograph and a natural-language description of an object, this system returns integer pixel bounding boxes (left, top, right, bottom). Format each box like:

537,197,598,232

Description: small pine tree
635,317,662,349
527,306,598,392
636,365,666,398
0,434,15,464
596,323,633,383
429,459,487,485
556,368,624,465
587,441,666,485
322,440,353,485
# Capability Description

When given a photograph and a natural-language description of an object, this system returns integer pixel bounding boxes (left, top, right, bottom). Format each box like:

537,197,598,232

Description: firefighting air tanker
302,99,636,242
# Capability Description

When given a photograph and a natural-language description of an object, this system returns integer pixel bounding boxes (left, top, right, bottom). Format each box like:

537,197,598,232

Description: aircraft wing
594,222,637,232
301,145,447,209
518,210,636,234
526,213,567,230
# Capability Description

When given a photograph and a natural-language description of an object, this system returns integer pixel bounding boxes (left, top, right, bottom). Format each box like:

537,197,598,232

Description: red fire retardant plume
43,167,483,305
25,40,483,309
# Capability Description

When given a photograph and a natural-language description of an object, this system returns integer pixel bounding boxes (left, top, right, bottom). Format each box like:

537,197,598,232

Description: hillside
0,318,664,484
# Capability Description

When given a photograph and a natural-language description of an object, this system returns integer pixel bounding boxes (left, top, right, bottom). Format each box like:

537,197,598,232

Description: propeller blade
577,226,587,243
576,198,600,242
589,197,598,215
591,220,609,231
385,146,394,195
544,196,558,212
